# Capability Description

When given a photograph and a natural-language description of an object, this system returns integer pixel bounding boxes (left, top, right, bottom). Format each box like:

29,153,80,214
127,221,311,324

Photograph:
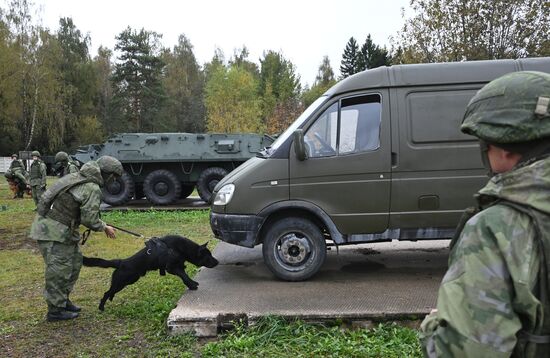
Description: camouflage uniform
54,151,79,177
29,151,47,205
30,156,122,319
7,156,28,198
420,71,550,357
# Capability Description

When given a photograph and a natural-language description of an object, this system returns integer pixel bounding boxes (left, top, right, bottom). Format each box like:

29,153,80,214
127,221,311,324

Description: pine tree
340,37,359,78
357,34,391,71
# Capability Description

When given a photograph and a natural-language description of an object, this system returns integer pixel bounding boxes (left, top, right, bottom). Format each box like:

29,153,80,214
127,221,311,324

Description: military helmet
31,150,41,157
96,156,123,176
11,153,17,159
54,151,69,163
461,71,550,143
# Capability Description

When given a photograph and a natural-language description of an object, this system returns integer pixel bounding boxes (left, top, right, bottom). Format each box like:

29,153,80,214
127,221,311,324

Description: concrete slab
167,240,450,337
100,196,208,212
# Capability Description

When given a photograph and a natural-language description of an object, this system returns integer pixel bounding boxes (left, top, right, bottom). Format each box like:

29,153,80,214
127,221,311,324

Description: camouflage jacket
61,161,79,177
420,155,550,357
29,159,47,187
30,161,106,243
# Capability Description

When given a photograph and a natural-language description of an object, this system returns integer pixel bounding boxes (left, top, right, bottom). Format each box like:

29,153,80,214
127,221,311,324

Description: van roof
326,57,550,95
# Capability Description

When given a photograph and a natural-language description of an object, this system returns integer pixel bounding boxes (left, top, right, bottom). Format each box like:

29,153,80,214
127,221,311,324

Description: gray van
210,57,550,281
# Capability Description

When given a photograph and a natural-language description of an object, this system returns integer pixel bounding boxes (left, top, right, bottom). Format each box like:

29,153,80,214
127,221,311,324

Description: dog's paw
187,281,199,290
99,304,105,311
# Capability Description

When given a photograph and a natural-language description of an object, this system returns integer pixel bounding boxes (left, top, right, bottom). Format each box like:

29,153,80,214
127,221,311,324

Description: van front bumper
210,212,262,248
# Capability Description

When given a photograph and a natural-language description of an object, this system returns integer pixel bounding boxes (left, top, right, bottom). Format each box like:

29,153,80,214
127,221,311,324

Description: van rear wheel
262,217,326,281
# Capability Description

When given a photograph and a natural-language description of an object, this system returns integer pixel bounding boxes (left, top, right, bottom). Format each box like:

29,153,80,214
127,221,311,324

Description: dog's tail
82,256,121,269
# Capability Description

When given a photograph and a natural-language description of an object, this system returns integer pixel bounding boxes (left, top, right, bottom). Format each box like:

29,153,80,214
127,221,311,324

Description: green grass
203,316,421,357
0,178,422,357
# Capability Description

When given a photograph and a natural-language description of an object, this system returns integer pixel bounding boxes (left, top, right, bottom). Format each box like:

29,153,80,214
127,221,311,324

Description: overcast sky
29,0,410,86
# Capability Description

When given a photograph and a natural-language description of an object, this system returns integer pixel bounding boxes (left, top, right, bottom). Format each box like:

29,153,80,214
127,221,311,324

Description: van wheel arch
257,202,344,246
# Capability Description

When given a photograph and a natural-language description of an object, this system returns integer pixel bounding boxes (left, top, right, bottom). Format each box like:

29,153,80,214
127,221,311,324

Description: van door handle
391,152,398,167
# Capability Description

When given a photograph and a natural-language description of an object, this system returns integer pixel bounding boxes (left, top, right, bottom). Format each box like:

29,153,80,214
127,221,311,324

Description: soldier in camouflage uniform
29,150,47,205
54,151,79,177
30,156,121,321
420,71,550,357
6,154,28,198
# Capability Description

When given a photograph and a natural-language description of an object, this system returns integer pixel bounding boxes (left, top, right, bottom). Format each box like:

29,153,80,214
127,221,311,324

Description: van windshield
266,95,327,155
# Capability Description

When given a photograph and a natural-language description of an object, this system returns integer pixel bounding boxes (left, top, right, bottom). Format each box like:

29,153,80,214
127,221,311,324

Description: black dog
83,235,218,311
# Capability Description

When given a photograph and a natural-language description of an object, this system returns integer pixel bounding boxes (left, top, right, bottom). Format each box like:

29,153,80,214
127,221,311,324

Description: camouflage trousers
37,240,82,311
31,185,45,205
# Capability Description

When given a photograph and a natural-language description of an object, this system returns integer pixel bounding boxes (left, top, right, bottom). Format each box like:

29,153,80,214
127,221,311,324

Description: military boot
65,300,81,312
46,309,79,322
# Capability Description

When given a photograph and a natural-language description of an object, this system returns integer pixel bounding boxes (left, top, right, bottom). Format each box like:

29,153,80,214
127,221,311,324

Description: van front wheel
262,217,326,281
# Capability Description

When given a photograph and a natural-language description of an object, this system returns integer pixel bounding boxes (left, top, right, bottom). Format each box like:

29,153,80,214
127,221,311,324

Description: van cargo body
209,57,550,281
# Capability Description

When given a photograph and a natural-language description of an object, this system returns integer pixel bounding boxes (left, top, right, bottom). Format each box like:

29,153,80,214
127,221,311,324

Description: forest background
0,0,548,155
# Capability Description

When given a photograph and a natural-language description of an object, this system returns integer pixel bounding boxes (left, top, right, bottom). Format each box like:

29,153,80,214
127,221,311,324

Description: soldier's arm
69,164,79,174
76,184,106,232
40,162,47,186
420,209,524,357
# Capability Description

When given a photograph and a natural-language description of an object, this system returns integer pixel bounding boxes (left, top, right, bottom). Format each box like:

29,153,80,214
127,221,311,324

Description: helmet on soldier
11,154,17,159
31,150,41,157
461,71,550,143
96,155,123,176
54,151,69,163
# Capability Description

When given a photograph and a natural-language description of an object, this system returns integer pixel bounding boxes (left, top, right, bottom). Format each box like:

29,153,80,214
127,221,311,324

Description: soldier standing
29,150,47,206
54,151,79,177
30,156,121,321
420,71,550,356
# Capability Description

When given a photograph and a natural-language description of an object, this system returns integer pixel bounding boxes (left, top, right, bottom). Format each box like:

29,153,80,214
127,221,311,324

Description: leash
107,224,146,239
80,224,146,245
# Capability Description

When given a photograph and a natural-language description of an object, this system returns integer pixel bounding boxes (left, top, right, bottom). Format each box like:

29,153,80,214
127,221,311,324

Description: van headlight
213,184,235,206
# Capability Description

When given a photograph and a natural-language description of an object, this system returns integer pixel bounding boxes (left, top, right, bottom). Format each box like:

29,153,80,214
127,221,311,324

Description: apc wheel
180,184,195,199
197,167,228,202
143,169,181,205
262,217,326,281
102,171,134,206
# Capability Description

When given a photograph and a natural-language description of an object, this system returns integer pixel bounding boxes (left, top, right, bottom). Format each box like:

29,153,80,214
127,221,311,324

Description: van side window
339,95,381,154
304,103,338,158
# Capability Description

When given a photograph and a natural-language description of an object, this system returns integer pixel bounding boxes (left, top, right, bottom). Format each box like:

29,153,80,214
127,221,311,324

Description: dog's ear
201,242,209,248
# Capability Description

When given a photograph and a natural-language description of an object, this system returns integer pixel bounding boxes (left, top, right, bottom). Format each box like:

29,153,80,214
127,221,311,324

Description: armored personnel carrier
74,133,274,205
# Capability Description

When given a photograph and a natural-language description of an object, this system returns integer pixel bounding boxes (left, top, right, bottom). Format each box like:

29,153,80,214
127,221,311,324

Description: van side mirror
293,129,307,161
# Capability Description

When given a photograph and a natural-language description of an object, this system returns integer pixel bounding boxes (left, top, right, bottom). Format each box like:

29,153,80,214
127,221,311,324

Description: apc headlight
213,184,235,206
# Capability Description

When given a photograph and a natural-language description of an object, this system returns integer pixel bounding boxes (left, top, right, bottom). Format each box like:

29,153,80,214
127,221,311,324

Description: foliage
161,34,206,132
202,316,422,357
111,26,167,132
393,0,550,63
340,37,360,79
302,56,337,107
92,46,114,132
73,115,105,145
259,50,302,134
357,34,392,71
315,55,335,85
205,64,264,133
340,35,391,79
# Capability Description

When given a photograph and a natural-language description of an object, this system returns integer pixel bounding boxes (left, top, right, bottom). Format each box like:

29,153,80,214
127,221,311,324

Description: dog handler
420,71,550,356
30,156,122,321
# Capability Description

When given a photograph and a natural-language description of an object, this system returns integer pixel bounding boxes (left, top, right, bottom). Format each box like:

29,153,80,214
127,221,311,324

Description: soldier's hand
104,225,116,239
